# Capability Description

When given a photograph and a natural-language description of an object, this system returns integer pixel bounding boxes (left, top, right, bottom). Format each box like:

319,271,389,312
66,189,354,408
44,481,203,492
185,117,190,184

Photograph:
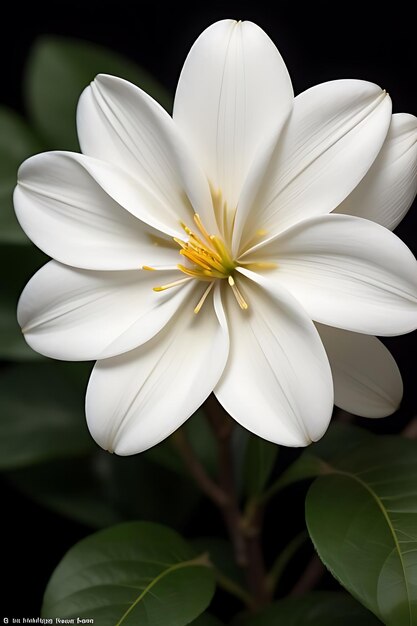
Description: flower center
175,214,237,281
144,213,249,313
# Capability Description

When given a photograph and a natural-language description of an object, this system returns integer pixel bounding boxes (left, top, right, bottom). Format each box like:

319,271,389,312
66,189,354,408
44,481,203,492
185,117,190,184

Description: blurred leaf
266,531,307,594
26,37,172,151
243,435,278,498
185,410,218,476
191,614,224,625
0,362,94,469
191,537,251,607
232,425,251,496
0,294,41,360
264,424,372,499
42,521,215,624
192,537,244,586
239,592,381,625
8,448,201,530
146,410,218,477
0,244,46,360
0,107,42,244
306,435,417,625
8,456,120,528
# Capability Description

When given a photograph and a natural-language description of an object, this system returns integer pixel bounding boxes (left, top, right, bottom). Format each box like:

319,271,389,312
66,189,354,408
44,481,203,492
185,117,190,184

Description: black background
1,0,416,618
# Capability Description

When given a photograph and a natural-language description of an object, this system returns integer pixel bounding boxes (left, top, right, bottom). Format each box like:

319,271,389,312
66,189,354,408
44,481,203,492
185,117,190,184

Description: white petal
18,261,194,360
237,80,391,252
77,74,216,233
215,269,333,446
86,285,229,455
335,113,417,230
317,323,403,418
242,214,417,336
173,19,293,211
15,151,181,270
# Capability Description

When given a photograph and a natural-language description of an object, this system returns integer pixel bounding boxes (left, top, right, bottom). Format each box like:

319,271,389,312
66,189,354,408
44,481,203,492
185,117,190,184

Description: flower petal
237,80,391,252
15,151,181,270
242,214,417,336
173,19,293,211
316,323,403,418
215,269,333,446
18,261,194,360
86,285,229,455
77,74,216,233
335,113,417,230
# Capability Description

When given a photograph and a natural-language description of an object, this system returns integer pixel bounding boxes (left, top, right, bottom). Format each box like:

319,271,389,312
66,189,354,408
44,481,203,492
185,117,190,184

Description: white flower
14,20,417,454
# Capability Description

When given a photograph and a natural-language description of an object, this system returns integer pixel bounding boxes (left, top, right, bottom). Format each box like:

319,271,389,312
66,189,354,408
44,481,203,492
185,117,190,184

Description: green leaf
42,521,216,625
243,434,278,497
0,108,42,244
306,435,417,626
0,362,94,469
0,244,46,360
263,424,372,500
26,37,172,151
239,592,381,625
8,449,201,530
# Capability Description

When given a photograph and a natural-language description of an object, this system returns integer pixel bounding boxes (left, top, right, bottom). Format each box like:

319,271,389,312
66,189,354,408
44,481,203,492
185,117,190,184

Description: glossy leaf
0,107,41,244
243,434,278,497
0,362,94,469
26,37,172,150
306,435,417,625
42,521,216,625
240,592,381,625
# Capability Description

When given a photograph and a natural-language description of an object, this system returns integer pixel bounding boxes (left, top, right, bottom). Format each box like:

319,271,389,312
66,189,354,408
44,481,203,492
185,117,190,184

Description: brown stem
290,553,324,596
403,416,417,439
243,508,271,607
170,428,228,508
204,395,271,610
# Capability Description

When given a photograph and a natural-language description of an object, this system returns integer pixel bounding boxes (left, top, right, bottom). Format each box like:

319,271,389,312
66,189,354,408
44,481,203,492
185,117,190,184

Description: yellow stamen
228,276,248,310
153,277,192,292
177,264,217,280
142,265,156,271
193,214,212,245
243,262,278,271
194,282,215,314
147,212,256,313
174,214,238,280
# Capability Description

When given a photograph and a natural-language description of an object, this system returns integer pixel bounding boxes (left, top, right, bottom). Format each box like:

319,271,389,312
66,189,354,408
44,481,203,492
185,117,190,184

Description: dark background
1,0,416,618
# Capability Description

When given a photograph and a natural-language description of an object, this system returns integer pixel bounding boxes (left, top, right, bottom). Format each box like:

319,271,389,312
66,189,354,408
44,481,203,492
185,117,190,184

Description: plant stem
266,530,307,595
170,428,228,508
204,395,271,610
290,553,324,596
